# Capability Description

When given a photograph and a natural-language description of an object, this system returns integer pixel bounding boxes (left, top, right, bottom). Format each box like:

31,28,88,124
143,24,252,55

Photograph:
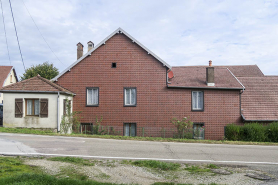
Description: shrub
241,123,266,142
225,124,240,141
171,117,193,139
265,122,278,142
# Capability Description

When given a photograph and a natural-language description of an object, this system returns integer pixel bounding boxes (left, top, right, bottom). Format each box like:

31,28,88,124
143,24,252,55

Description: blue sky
0,0,278,78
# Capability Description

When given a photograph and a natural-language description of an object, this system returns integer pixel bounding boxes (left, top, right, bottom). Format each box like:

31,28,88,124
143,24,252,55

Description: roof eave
167,85,244,90
241,114,278,122
0,90,75,96
51,27,171,81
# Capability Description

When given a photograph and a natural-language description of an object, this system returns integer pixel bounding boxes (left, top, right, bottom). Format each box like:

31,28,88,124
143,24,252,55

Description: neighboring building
0,75,74,132
0,66,18,104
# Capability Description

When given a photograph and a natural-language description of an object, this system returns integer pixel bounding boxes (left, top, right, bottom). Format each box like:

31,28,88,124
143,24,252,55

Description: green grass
47,156,95,166
131,160,180,171
1,126,278,146
0,156,37,178
207,164,219,169
0,173,124,185
184,165,211,173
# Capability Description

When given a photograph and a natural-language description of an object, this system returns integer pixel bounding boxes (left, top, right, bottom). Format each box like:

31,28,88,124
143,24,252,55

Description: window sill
191,109,204,112
86,105,99,107
124,105,137,107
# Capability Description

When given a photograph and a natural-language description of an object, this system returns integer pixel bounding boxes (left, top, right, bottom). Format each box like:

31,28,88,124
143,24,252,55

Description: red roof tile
168,66,243,89
238,76,278,121
219,65,264,77
0,66,13,87
0,75,74,95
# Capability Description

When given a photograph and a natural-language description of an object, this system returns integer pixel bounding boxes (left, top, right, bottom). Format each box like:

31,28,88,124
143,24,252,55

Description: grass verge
47,156,95,166
0,173,123,185
1,127,278,146
123,160,180,171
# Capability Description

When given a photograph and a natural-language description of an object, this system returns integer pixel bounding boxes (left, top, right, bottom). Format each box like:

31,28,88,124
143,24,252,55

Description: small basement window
111,63,117,68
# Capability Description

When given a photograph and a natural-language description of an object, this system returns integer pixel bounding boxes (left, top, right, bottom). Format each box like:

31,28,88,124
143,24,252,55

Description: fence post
108,126,110,135
142,127,144,137
85,125,87,134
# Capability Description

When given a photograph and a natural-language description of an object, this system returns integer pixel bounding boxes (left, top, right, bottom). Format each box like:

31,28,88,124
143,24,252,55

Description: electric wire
0,0,11,65
8,0,26,71
21,0,64,65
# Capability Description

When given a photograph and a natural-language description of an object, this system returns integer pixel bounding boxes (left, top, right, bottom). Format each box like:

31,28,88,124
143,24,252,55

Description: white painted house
0,75,74,132
0,66,18,104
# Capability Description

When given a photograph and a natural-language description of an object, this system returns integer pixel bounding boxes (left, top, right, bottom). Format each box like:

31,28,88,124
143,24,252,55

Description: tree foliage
20,62,59,80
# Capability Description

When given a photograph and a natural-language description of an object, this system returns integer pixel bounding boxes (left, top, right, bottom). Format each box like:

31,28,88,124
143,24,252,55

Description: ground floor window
124,123,136,137
193,123,205,140
26,99,39,116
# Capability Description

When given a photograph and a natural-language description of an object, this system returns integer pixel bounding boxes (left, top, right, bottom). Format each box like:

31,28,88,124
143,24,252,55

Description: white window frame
124,87,136,106
192,91,204,111
86,87,99,106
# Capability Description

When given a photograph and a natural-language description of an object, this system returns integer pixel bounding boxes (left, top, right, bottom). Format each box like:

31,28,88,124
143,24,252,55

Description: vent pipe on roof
87,41,94,52
77,42,84,60
206,60,215,86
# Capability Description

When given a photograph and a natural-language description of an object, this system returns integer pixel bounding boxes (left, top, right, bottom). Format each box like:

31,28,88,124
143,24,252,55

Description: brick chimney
87,41,94,52
206,60,215,86
77,42,84,60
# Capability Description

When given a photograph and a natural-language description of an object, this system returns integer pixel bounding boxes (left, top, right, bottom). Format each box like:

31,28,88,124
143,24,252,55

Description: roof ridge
1,75,35,90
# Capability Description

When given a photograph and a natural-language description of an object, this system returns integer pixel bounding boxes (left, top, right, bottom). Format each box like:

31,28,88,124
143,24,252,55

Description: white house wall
3,93,59,130
58,94,73,132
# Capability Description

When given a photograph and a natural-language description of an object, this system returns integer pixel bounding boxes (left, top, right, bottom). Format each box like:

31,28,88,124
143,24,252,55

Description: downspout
57,91,60,132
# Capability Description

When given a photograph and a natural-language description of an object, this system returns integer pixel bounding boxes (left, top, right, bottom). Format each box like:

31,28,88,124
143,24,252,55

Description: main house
1,28,278,140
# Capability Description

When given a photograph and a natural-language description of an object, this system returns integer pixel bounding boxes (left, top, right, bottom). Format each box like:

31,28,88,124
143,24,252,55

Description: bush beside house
225,122,278,142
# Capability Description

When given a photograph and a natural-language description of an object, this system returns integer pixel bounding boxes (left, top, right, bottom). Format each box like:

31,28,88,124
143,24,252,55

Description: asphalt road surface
0,132,278,165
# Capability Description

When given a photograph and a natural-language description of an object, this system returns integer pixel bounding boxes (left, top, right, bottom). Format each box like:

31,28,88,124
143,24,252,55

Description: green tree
20,62,59,80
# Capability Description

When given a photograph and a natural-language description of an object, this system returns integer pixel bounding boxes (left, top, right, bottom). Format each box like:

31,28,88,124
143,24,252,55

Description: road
0,132,278,165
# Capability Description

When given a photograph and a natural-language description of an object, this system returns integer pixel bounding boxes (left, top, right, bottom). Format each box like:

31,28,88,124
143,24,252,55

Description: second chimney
206,60,215,86
87,41,94,52
77,42,84,60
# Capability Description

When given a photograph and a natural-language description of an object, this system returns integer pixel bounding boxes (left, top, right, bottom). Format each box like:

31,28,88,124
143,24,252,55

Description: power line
0,0,11,65
21,0,64,65
8,0,25,71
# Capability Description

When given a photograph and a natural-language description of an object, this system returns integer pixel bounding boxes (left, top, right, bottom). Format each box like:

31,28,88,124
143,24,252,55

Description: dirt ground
23,158,278,185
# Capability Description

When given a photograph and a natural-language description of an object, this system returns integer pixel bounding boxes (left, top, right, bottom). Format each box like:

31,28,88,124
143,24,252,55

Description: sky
0,0,278,78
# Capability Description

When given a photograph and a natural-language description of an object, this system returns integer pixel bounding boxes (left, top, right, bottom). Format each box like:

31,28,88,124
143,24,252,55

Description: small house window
192,91,204,111
86,87,99,106
124,88,136,106
10,75,12,83
112,63,117,68
124,123,136,137
26,99,40,116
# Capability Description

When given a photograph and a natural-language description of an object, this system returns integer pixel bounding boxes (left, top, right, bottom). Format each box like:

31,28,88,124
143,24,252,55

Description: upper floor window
87,87,99,106
192,91,204,111
124,88,136,106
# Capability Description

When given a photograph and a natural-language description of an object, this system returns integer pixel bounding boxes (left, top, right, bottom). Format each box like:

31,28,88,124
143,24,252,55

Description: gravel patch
24,158,274,185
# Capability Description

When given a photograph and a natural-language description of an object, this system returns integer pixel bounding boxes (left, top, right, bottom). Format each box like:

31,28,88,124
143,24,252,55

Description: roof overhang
241,114,278,122
52,27,171,81
0,90,75,96
167,85,244,90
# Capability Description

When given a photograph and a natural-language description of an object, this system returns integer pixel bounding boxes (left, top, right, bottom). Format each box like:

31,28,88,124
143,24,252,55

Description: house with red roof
0,66,18,104
1,28,277,140
0,75,74,132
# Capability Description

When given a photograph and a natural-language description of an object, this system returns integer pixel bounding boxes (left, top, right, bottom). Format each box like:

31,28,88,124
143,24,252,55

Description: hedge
225,122,278,142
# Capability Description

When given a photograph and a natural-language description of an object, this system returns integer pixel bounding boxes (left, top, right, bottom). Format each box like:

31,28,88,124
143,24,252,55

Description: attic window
112,63,117,68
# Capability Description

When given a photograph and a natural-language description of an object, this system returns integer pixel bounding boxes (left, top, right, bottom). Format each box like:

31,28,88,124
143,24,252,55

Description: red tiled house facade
52,28,253,140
